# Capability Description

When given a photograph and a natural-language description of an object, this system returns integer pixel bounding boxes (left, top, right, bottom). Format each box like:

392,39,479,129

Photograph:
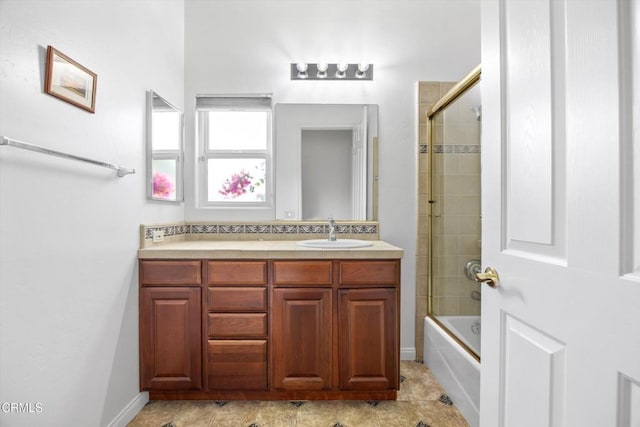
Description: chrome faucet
328,217,337,241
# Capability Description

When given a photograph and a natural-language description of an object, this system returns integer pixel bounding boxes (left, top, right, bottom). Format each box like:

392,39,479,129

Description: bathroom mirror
274,104,378,220
146,90,183,202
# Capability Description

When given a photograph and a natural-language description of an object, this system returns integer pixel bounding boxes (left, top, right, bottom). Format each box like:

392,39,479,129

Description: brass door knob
475,266,500,288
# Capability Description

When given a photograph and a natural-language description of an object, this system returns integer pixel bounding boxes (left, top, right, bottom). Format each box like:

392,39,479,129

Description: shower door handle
475,266,500,288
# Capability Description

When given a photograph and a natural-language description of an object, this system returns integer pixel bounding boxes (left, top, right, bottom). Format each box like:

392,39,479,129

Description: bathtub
424,316,480,427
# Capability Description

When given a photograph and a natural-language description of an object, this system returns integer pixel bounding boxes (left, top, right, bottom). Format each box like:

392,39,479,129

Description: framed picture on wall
44,45,97,113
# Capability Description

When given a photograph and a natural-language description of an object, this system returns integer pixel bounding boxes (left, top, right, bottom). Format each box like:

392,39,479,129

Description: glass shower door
428,71,482,359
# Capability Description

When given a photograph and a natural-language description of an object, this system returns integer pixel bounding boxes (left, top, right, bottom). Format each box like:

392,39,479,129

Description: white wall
185,0,481,358
301,129,353,220
0,1,184,426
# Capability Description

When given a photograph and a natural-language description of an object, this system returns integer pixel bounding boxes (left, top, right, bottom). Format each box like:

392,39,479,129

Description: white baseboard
107,392,149,427
400,347,416,361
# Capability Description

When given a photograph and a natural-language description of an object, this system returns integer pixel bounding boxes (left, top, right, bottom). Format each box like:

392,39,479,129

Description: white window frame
196,96,273,209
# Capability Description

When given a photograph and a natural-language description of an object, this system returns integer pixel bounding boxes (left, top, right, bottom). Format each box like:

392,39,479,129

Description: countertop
138,240,403,259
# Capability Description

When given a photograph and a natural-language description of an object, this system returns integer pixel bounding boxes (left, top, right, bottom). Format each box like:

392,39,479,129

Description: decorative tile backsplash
419,144,480,154
141,221,379,248
145,224,190,238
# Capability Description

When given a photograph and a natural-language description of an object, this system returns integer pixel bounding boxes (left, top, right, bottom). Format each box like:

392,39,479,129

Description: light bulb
336,63,348,78
316,63,328,78
296,63,308,79
356,63,370,78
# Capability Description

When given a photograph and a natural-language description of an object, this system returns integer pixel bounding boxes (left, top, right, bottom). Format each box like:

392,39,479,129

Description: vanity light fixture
290,63,373,81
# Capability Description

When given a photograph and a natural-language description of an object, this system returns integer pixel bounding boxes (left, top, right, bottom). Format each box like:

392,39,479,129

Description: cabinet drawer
272,261,333,285
207,261,267,285
208,287,267,312
208,313,267,338
339,260,399,286
140,260,202,286
207,340,267,390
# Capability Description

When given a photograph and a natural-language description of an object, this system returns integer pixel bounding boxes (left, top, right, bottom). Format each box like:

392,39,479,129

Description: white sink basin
297,239,373,249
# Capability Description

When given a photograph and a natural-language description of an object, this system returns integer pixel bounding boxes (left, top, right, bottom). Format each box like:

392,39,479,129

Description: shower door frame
426,64,481,362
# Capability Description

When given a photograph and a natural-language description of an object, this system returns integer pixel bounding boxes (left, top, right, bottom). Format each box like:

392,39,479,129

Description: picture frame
44,46,97,113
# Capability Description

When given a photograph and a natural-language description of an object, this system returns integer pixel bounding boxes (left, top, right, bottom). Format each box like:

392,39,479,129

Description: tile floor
128,361,469,427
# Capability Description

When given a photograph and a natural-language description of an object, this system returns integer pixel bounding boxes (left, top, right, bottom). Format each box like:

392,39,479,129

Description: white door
480,1,640,426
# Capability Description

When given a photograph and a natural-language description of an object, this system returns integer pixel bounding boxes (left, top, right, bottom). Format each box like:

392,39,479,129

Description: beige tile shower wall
416,81,450,360
416,81,481,360
432,151,482,316
435,88,482,317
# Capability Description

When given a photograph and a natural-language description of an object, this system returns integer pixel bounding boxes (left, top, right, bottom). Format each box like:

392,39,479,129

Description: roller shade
196,95,272,110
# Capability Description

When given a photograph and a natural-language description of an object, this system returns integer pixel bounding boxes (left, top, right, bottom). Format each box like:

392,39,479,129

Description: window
196,96,272,207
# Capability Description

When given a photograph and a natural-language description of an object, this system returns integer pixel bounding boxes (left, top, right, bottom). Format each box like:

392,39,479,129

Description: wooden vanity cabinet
338,260,400,390
206,261,268,391
139,260,202,391
270,259,400,394
139,257,400,399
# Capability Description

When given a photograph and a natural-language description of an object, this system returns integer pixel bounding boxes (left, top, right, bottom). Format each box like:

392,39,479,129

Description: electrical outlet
152,230,164,243
284,210,296,219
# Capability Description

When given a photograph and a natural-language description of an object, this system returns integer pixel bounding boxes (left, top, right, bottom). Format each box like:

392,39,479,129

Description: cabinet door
271,288,332,390
339,288,398,390
140,287,202,391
